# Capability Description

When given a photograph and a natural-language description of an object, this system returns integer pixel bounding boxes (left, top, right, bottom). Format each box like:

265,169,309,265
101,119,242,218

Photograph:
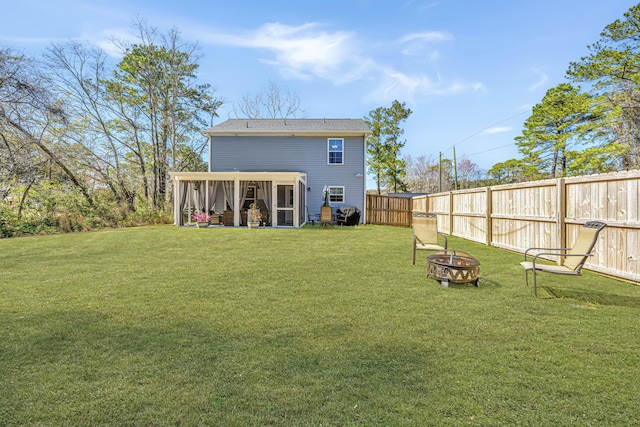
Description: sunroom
171,171,307,228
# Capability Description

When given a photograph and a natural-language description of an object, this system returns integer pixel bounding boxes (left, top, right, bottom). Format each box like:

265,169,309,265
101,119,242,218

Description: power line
441,110,529,155
467,143,516,157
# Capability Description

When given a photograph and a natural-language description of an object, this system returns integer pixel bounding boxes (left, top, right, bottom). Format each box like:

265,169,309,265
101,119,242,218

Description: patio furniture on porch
223,210,234,226
520,221,607,297
205,210,221,225
320,205,333,228
412,213,447,265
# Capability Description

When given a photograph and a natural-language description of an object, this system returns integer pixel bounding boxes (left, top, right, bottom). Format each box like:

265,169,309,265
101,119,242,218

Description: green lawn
1,224,639,426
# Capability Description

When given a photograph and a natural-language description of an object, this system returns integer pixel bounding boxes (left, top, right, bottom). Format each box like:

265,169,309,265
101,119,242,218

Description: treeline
0,21,221,237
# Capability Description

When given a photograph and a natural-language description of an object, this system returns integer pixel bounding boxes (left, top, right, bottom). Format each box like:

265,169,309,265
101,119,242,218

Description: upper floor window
328,138,343,165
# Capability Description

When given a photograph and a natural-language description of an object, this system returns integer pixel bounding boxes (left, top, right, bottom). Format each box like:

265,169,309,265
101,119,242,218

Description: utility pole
439,151,442,193
453,146,458,191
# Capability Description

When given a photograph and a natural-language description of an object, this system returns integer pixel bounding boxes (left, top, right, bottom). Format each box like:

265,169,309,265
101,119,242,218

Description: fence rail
409,170,640,283
366,194,413,227
365,171,640,283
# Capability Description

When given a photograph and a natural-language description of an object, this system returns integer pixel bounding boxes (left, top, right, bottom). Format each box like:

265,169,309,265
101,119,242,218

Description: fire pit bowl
427,250,480,287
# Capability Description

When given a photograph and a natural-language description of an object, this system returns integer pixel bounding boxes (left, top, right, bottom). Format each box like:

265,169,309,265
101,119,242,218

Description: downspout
362,133,368,224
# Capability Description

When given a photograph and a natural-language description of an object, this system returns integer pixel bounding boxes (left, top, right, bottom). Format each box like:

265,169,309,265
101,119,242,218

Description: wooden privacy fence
366,194,413,227
412,170,640,283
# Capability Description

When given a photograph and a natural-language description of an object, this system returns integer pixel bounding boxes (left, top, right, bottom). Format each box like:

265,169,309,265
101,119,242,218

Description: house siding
210,135,366,220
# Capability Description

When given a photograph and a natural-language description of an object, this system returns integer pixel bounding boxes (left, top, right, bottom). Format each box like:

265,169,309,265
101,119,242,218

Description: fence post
486,187,492,246
557,178,566,265
408,198,413,227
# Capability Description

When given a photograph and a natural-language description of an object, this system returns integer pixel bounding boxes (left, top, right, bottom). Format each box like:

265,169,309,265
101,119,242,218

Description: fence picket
366,171,640,283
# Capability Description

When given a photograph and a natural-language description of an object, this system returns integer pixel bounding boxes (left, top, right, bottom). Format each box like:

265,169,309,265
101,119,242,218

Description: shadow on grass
541,286,640,308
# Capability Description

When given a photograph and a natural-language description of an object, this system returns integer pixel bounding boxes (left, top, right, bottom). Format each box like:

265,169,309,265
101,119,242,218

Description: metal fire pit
427,250,480,287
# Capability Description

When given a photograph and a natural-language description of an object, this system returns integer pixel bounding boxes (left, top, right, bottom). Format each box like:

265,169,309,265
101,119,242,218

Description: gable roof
203,118,370,137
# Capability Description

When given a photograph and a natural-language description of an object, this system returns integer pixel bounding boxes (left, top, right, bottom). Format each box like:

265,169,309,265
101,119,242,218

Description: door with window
275,184,294,226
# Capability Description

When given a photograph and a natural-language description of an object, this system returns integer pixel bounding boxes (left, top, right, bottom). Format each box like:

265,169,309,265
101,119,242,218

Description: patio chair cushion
520,262,578,275
416,243,445,251
412,213,447,265
563,227,599,270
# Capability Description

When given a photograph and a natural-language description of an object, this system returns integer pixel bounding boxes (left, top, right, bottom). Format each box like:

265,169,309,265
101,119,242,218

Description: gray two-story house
171,118,371,227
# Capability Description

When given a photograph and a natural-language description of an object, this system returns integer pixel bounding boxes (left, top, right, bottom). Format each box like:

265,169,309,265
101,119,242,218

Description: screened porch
171,172,307,228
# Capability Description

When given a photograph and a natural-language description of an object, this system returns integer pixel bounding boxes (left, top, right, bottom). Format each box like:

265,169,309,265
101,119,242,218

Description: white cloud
86,28,136,58
369,67,484,102
194,21,482,102
197,22,365,82
398,31,453,44
481,126,511,135
529,68,548,92
398,31,453,57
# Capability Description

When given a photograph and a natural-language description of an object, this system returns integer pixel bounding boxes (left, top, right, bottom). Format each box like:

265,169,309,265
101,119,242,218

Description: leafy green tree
364,100,412,194
567,3,640,169
364,106,388,194
515,83,595,178
384,100,411,192
111,23,220,208
488,159,525,184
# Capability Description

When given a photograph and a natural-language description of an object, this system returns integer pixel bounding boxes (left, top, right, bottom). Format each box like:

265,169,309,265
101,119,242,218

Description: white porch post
234,177,240,227
293,178,299,228
173,179,179,226
205,180,209,214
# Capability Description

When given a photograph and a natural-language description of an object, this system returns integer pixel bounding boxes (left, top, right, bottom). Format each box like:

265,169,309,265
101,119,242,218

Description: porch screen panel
196,181,206,211
239,181,250,210
207,181,219,213
222,181,234,210
179,181,189,226
258,181,272,224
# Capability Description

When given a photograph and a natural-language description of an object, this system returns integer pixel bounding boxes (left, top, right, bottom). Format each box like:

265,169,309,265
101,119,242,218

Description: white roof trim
170,171,306,182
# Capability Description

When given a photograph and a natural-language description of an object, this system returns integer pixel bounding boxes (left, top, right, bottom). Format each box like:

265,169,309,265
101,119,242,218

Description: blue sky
1,0,637,176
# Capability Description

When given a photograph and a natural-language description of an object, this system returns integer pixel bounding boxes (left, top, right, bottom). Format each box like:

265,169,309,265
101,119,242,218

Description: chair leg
524,269,529,287
412,247,416,265
533,270,538,297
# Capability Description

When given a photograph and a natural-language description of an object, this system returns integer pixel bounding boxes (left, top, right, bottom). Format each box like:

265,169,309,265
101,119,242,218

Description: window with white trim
328,138,343,165
328,186,345,203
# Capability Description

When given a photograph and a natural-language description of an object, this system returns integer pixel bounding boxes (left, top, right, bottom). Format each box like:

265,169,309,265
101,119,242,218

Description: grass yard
1,224,640,426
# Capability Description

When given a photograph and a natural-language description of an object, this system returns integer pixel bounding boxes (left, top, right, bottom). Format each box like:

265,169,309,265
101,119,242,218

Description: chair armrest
438,233,448,249
524,247,571,260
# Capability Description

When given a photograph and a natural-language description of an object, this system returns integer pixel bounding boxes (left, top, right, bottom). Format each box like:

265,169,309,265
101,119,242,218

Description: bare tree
404,154,439,193
456,156,484,189
45,42,138,210
235,80,306,119
0,48,94,208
